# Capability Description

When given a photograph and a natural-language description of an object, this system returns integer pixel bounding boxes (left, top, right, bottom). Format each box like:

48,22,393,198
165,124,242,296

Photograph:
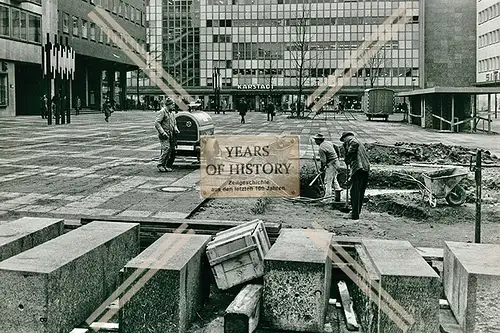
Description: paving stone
359,239,441,333
120,233,211,333
0,221,140,333
0,217,64,262
443,241,500,333
262,229,332,332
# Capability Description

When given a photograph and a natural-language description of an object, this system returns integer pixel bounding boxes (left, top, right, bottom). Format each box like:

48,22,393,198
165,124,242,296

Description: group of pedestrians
313,131,370,220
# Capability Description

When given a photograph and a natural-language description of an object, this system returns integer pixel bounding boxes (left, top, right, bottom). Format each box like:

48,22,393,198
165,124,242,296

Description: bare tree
363,47,389,88
289,6,318,118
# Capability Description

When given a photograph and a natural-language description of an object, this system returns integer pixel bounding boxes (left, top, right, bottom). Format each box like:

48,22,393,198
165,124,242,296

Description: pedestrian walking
238,98,248,124
154,97,180,172
40,95,48,119
313,133,342,201
75,96,81,115
103,98,113,122
340,131,370,220
266,101,275,121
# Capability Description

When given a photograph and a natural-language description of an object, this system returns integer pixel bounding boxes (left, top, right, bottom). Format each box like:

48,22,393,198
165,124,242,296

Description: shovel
339,167,351,213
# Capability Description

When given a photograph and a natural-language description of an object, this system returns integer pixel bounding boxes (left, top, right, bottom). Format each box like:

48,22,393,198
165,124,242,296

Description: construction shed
397,87,500,133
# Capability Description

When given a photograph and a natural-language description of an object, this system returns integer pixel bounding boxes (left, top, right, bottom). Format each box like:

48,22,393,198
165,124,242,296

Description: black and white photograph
0,0,499,332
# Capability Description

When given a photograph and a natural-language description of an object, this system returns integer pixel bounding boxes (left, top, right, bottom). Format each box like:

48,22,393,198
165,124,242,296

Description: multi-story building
56,0,147,110
0,0,43,116
477,0,500,87
132,0,477,111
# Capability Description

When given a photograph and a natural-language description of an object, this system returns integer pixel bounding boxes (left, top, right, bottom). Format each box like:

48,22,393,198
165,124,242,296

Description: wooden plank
225,284,263,333
80,216,281,234
209,245,258,266
439,308,465,333
416,247,444,261
337,281,360,331
89,322,119,332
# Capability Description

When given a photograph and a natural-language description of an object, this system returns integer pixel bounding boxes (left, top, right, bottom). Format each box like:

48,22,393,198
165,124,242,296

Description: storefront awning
397,86,500,97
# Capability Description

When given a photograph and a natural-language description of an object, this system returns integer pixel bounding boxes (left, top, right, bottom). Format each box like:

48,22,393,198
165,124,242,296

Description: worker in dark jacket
340,131,370,220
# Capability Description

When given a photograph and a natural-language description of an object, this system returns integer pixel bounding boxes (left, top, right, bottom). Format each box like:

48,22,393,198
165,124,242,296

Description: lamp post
212,66,221,114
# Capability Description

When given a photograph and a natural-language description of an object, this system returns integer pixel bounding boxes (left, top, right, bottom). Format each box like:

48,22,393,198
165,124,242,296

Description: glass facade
130,0,421,107
200,0,420,89
477,0,500,84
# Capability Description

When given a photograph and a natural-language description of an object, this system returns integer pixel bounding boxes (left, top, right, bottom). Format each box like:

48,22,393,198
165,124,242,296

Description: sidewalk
0,111,498,223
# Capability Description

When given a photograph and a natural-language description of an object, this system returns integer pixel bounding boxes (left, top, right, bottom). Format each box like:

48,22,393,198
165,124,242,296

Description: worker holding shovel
313,134,342,202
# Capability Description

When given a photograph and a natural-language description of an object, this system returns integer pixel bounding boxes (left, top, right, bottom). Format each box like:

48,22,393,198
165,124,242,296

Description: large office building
0,0,146,117
55,0,147,110
0,0,43,116
130,0,477,111
477,0,500,87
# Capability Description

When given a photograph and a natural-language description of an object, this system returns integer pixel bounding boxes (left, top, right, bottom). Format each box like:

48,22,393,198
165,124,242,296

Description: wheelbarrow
394,168,468,208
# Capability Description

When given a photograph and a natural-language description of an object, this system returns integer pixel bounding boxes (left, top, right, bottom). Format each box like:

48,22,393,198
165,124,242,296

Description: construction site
0,112,499,333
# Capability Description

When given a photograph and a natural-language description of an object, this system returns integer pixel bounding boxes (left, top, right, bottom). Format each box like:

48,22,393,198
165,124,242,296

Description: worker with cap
155,97,180,172
340,131,370,220
313,133,342,200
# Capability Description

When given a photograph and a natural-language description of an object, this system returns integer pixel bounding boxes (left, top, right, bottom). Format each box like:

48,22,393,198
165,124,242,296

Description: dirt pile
365,142,499,166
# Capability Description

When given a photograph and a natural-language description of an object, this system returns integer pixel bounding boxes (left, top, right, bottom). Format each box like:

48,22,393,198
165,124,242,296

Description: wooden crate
206,220,271,290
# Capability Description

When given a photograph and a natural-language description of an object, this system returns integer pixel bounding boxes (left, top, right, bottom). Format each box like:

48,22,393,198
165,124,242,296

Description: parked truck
362,88,395,121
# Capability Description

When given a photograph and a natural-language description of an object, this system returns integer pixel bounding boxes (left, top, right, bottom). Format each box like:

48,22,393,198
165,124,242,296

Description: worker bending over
313,133,342,199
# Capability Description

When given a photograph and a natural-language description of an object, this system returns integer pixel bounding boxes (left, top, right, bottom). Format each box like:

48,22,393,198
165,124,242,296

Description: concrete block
443,241,500,333
360,239,441,333
262,229,332,332
0,221,140,333
120,233,211,333
0,217,64,261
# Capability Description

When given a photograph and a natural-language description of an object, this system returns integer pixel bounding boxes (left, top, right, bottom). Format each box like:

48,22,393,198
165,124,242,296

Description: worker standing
340,131,370,220
155,97,180,172
313,133,342,201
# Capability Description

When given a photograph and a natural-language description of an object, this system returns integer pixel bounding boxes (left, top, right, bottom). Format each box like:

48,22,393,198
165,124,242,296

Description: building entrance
15,63,42,116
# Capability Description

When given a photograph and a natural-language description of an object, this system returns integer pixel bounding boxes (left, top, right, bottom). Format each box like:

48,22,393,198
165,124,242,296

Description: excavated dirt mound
364,142,499,166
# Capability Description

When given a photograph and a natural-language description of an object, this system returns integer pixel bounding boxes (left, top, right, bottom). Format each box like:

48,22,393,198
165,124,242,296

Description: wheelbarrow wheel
445,185,467,206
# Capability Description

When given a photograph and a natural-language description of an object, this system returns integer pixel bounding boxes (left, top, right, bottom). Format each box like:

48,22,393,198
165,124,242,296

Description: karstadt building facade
130,0,477,111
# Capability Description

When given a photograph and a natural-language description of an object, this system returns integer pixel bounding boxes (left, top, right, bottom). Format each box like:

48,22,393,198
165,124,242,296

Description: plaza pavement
0,110,498,223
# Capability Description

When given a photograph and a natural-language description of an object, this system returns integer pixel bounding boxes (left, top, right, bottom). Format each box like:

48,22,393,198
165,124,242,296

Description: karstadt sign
237,84,275,90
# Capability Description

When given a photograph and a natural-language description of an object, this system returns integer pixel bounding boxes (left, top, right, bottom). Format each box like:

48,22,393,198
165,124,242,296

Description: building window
11,9,26,40
81,19,88,38
0,5,9,36
0,74,7,106
124,4,129,19
90,22,96,40
135,8,140,23
63,13,69,34
130,6,135,21
97,26,102,43
72,16,79,36
27,14,41,43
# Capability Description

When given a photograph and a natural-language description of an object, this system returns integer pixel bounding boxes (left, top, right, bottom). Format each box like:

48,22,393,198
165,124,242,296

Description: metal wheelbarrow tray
394,168,468,207
422,168,468,206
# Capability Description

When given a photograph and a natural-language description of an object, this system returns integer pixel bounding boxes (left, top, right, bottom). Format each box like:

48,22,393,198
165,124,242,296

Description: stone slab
443,241,500,333
360,239,440,333
120,233,211,333
262,229,332,332
0,217,64,261
0,221,140,333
